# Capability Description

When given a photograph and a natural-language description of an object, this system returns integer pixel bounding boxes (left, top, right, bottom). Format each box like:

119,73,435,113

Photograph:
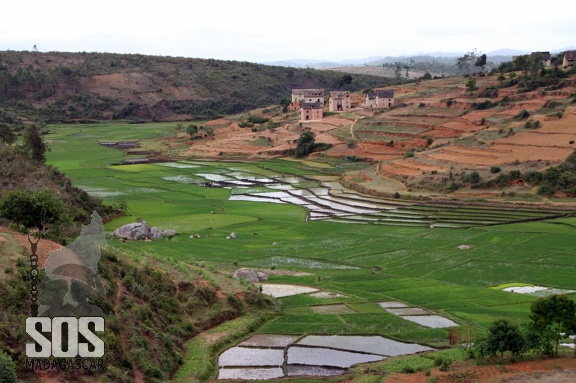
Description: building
563,51,576,69
292,89,325,105
365,90,395,108
531,52,552,67
328,91,352,112
300,102,323,121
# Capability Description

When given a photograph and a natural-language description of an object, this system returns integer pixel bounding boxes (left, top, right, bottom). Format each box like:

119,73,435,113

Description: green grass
43,122,576,370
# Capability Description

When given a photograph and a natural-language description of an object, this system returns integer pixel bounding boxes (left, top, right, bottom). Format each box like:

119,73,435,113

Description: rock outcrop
233,268,268,282
113,221,176,240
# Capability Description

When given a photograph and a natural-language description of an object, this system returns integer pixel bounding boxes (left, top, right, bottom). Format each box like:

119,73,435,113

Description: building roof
329,91,349,98
564,51,576,60
531,51,551,60
367,90,395,99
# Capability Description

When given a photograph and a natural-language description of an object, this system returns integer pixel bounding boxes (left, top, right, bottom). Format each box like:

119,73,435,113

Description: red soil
384,356,576,383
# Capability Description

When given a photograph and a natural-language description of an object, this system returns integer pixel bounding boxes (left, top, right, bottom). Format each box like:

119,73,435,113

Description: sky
1,0,575,63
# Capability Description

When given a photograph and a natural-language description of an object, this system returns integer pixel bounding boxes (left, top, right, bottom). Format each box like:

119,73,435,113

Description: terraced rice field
45,123,576,381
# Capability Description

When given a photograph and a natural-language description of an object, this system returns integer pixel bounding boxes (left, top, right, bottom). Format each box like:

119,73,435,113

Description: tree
474,319,525,360
22,124,48,163
497,73,506,83
0,189,69,234
0,123,16,145
200,126,214,139
529,294,576,356
186,124,198,138
346,139,357,156
295,131,315,158
475,54,487,71
279,97,291,113
466,77,478,92
0,350,17,383
457,50,478,74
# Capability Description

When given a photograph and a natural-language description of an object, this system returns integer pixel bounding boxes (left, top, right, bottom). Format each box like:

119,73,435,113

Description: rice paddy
44,123,576,380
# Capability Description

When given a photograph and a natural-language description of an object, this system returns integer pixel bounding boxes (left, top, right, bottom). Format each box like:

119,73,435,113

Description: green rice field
46,123,576,348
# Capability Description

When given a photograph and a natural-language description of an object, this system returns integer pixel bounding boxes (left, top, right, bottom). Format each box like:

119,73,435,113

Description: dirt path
350,118,358,139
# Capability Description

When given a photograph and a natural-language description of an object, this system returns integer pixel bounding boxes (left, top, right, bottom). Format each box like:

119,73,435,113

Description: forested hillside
0,51,389,123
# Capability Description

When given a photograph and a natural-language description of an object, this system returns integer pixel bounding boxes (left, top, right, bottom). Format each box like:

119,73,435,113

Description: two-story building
292,89,325,105
365,90,395,108
563,51,576,69
300,102,323,121
531,51,552,67
328,91,352,112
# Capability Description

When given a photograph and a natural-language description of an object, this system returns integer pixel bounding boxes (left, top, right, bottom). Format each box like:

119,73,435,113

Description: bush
524,120,541,129
0,351,17,383
248,116,269,124
478,87,498,98
514,109,530,120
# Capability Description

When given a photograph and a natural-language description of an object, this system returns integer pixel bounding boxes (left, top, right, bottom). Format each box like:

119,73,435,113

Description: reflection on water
218,367,284,380
219,346,284,366
287,346,384,368
217,334,434,380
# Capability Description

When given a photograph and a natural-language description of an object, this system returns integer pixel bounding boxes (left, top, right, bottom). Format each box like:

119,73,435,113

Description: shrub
248,116,269,124
467,171,481,184
0,351,17,383
514,109,530,120
478,87,498,98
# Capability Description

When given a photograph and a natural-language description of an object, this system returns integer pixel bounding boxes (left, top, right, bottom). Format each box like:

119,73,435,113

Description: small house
365,90,395,108
300,102,323,121
292,89,325,105
329,91,352,112
563,51,576,69
531,52,552,67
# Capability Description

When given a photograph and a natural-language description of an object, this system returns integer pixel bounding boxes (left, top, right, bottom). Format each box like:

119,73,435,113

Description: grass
42,122,576,379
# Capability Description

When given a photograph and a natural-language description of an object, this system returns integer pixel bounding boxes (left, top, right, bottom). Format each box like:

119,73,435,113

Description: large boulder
113,221,151,240
149,226,164,239
113,221,176,240
233,268,268,282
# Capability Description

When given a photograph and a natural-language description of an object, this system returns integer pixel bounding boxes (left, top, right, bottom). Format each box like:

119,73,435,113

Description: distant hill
0,51,389,123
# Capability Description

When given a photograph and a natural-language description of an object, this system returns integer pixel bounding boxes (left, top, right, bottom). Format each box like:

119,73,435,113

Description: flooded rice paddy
188,164,568,228
379,301,459,328
217,334,433,380
503,285,576,296
216,288,443,379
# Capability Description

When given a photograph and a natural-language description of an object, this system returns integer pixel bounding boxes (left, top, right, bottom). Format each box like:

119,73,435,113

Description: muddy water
217,367,284,380
217,334,435,380
287,346,384,368
286,365,346,377
218,346,284,366
297,335,433,357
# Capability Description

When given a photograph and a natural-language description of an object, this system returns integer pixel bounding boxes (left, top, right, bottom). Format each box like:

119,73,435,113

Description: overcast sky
1,0,574,63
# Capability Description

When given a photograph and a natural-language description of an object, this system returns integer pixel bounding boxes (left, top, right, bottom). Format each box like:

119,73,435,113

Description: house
292,89,325,105
531,51,552,67
328,91,352,112
365,90,395,108
563,51,576,69
300,102,323,121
